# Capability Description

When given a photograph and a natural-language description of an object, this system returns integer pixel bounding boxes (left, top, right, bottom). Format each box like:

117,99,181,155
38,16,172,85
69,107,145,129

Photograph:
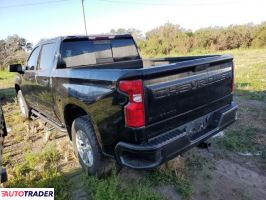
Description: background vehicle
9,34,237,176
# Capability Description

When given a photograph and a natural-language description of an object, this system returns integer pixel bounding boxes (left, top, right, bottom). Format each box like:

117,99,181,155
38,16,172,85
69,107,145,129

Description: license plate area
179,114,212,141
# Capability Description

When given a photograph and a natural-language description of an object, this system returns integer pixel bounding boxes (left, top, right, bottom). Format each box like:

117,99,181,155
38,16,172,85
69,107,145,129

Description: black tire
71,115,109,177
17,90,30,119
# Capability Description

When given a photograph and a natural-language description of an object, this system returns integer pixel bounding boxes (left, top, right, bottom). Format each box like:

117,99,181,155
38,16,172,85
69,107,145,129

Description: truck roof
37,34,134,45
63,34,133,40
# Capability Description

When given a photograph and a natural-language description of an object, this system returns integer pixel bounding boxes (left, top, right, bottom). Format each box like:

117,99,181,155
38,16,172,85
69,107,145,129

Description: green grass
215,127,266,157
212,92,266,162
186,151,214,196
2,152,11,166
83,152,215,200
0,70,16,88
220,128,262,153
7,144,70,200
83,152,214,200
83,172,162,200
147,151,215,199
232,49,266,101
148,170,193,199
0,70,16,102
0,88,16,102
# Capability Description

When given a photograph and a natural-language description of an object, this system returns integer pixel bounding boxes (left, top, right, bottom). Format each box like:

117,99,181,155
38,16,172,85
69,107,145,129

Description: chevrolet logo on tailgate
153,71,231,100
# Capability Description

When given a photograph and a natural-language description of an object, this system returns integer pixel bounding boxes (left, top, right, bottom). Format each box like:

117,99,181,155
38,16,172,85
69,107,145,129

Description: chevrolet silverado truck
9,34,237,176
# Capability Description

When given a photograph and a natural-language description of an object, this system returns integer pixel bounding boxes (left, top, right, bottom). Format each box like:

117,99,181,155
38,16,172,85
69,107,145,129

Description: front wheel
71,116,108,177
17,90,30,119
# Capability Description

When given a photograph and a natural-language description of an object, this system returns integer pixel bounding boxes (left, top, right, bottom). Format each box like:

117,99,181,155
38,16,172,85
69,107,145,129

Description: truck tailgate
143,55,233,138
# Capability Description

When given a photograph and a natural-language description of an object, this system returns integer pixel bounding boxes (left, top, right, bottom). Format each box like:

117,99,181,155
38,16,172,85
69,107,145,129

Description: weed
217,127,265,154
2,152,11,166
175,176,193,199
14,133,24,143
240,192,251,200
41,144,60,164
185,152,212,172
6,145,70,200
83,171,161,200
24,151,39,168
148,170,193,199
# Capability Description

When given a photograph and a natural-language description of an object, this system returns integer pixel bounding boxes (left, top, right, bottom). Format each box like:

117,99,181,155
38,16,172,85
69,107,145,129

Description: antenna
81,0,88,36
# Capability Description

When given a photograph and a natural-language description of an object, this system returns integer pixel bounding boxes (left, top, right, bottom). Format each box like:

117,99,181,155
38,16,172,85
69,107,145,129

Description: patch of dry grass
1,101,74,199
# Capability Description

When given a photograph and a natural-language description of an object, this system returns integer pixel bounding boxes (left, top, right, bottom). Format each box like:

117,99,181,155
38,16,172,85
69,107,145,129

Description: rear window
61,38,139,68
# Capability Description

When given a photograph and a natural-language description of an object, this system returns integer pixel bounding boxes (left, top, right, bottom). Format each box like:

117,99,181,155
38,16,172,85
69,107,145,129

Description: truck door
33,42,60,124
22,46,41,109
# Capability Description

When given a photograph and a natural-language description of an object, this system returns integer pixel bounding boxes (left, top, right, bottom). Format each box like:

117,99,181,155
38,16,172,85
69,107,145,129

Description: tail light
119,79,145,128
231,63,234,92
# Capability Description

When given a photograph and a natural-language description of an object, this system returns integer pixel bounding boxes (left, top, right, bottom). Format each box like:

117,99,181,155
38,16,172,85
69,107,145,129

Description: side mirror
8,64,23,73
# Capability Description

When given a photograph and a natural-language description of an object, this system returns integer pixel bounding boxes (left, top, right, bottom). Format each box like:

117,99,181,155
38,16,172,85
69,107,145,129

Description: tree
252,22,266,48
0,35,32,70
141,23,193,55
109,28,144,42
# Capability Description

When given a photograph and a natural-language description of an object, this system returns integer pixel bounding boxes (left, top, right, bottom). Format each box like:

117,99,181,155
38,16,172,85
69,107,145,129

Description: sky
0,0,266,45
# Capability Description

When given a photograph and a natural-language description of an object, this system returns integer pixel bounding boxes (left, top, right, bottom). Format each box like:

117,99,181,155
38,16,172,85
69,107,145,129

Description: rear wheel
71,115,109,177
17,90,30,119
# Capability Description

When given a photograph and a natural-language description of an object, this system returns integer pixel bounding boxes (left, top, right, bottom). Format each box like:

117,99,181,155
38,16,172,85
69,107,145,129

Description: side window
38,43,56,71
27,46,40,70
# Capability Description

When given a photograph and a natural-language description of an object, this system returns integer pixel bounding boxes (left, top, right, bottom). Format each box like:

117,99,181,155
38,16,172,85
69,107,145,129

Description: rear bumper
115,102,238,169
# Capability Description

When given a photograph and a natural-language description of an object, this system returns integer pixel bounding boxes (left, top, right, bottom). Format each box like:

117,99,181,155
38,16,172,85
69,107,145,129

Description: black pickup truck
9,34,237,176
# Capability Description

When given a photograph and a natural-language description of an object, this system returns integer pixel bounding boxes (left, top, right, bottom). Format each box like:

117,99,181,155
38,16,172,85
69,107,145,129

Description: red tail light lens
119,80,145,128
231,63,234,92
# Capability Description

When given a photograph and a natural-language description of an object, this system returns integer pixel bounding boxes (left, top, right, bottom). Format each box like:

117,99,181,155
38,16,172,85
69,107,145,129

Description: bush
252,29,266,48
138,22,266,56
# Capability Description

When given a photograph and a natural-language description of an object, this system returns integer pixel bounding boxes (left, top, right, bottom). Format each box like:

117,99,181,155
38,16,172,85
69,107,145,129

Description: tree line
1,22,266,70
112,22,266,56
137,22,266,56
